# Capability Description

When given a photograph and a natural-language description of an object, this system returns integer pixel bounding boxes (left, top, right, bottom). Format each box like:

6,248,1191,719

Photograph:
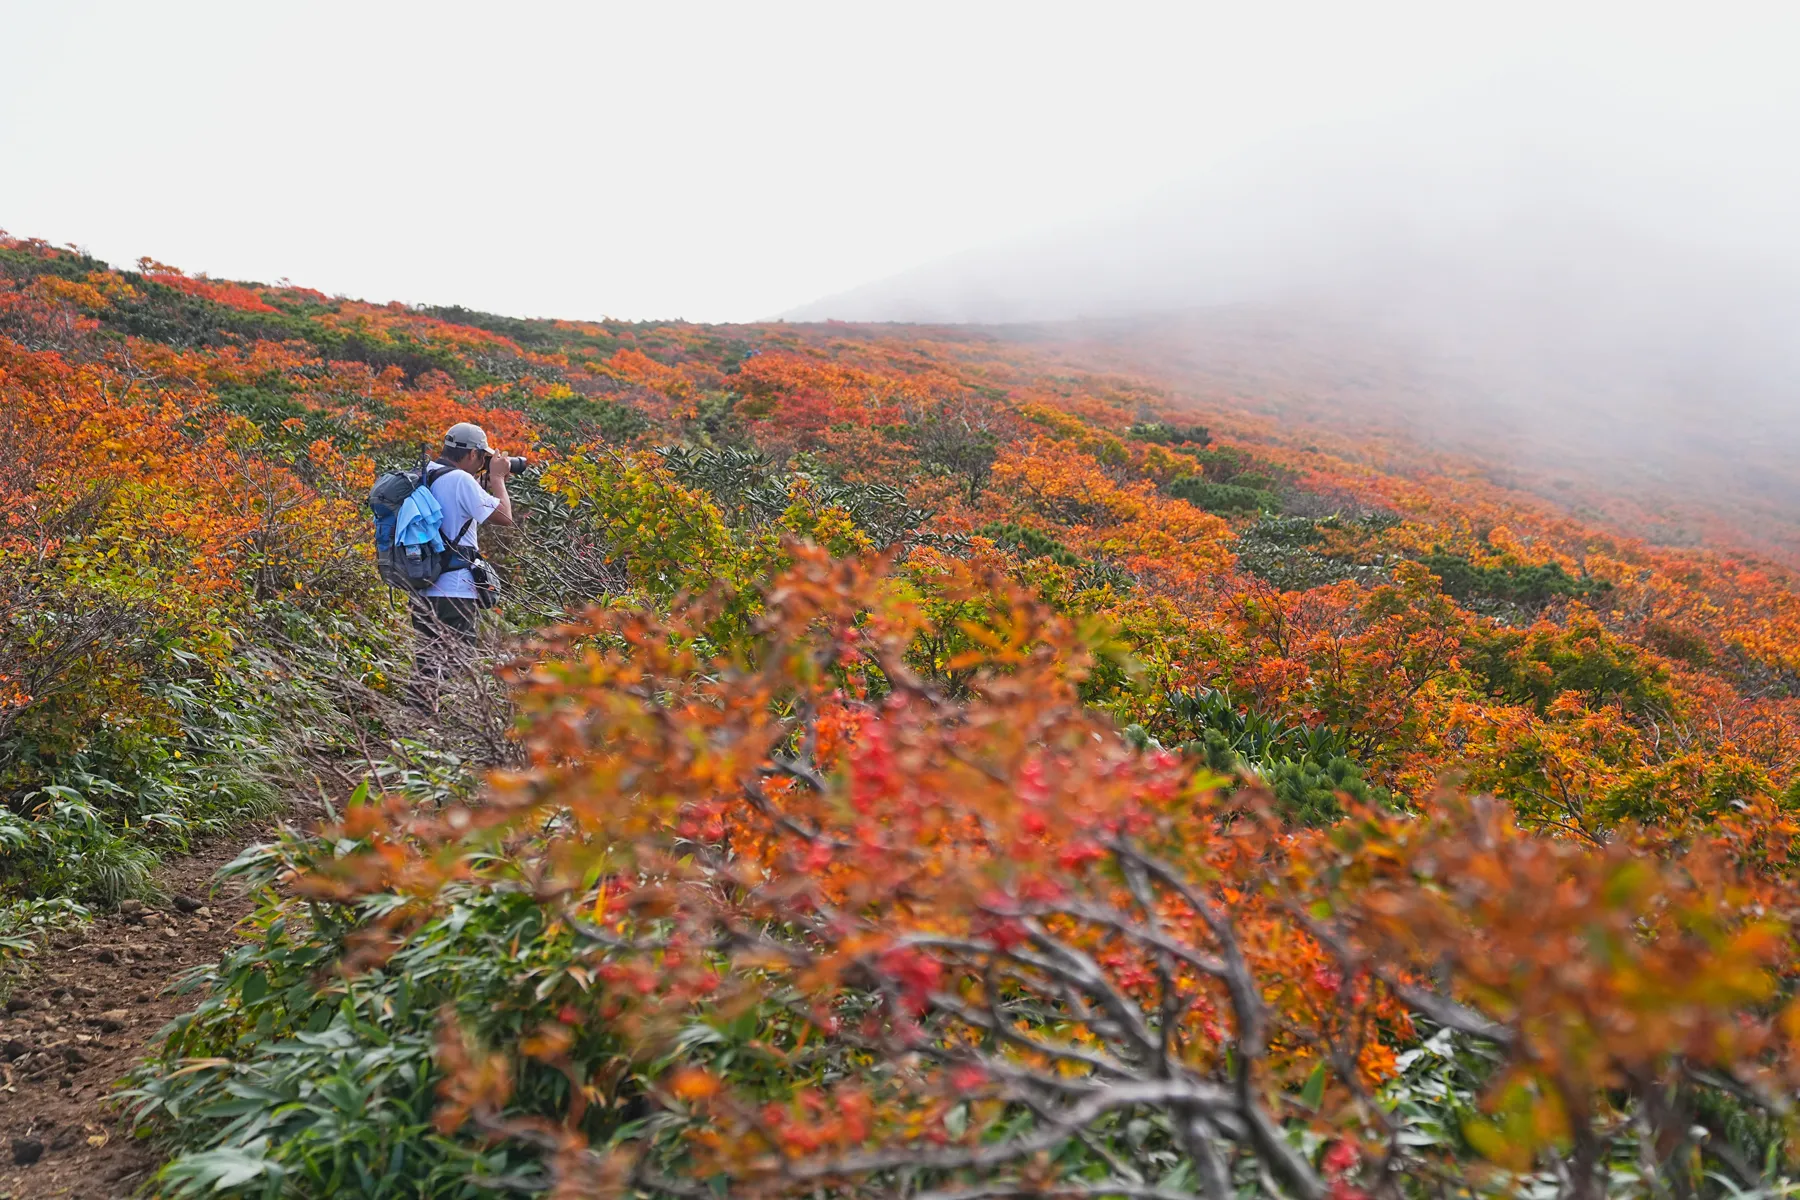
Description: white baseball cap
444,422,491,453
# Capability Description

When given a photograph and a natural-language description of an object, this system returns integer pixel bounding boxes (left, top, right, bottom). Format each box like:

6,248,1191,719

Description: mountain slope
787,95,1800,567
6,233,1800,1195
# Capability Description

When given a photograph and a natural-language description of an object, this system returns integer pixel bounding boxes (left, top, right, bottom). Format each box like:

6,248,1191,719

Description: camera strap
444,517,480,570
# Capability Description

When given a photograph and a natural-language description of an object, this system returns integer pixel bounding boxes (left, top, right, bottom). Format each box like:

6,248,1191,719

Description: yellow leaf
1463,1117,1533,1172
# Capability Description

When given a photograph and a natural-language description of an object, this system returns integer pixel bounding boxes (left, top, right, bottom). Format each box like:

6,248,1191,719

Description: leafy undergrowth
125,822,563,1199
2,230,1800,1194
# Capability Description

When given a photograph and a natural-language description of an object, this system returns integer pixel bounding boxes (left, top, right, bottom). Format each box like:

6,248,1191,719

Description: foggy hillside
789,81,1800,556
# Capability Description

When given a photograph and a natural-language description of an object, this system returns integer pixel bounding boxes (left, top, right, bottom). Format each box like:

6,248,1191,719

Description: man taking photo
411,421,515,705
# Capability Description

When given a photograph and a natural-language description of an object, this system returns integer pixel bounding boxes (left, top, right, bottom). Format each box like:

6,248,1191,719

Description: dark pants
408,596,478,711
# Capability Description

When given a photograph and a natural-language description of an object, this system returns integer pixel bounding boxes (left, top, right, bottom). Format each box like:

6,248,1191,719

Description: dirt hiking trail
0,821,279,1200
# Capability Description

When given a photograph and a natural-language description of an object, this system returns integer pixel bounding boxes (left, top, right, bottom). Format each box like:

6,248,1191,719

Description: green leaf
1300,1061,1327,1112
241,970,269,1005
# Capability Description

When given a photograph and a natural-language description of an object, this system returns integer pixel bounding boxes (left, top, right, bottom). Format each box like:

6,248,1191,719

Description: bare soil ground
0,824,279,1200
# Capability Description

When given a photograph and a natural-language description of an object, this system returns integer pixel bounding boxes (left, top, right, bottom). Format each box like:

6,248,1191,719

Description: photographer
411,421,516,705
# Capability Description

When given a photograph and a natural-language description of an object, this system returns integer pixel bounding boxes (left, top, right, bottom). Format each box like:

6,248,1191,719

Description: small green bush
1165,476,1278,515
531,390,650,447
1419,550,1612,609
1232,514,1396,591
1128,421,1210,447
660,445,931,547
1127,688,1390,825
1177,446,1284,492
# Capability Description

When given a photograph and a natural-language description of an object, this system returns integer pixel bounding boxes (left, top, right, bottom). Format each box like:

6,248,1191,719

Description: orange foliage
147,272,281,314
313,550,1800,1196
989,438,1234,591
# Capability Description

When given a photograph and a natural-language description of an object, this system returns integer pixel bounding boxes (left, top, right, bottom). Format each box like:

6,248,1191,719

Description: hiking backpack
368,451,474,592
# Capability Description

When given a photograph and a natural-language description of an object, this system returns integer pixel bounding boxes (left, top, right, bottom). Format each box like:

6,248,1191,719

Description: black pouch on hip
471,559,502,610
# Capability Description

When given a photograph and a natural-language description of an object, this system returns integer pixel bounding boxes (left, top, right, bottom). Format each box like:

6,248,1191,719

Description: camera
487,453,529,477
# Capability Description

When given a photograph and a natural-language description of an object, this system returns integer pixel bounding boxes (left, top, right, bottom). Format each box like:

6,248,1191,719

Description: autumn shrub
1640,616,1717,667
975,521,1136,594
1465,615,1672,717
0,557,284,905
125,549,1800,1200
991,439,1235,593
0,272,380,911
901,405,1002,503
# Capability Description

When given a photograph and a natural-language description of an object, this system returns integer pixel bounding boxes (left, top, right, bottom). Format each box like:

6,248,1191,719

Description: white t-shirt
424,466,501,599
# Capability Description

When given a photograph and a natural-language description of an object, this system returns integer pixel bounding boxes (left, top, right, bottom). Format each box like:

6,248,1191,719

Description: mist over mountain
789,80,1800,553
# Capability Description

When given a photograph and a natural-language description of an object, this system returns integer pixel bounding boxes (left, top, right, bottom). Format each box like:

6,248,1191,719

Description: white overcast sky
2,2,1795,322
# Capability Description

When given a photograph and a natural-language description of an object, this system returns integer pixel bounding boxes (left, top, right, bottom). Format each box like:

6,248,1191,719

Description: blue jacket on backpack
393,481,447,555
